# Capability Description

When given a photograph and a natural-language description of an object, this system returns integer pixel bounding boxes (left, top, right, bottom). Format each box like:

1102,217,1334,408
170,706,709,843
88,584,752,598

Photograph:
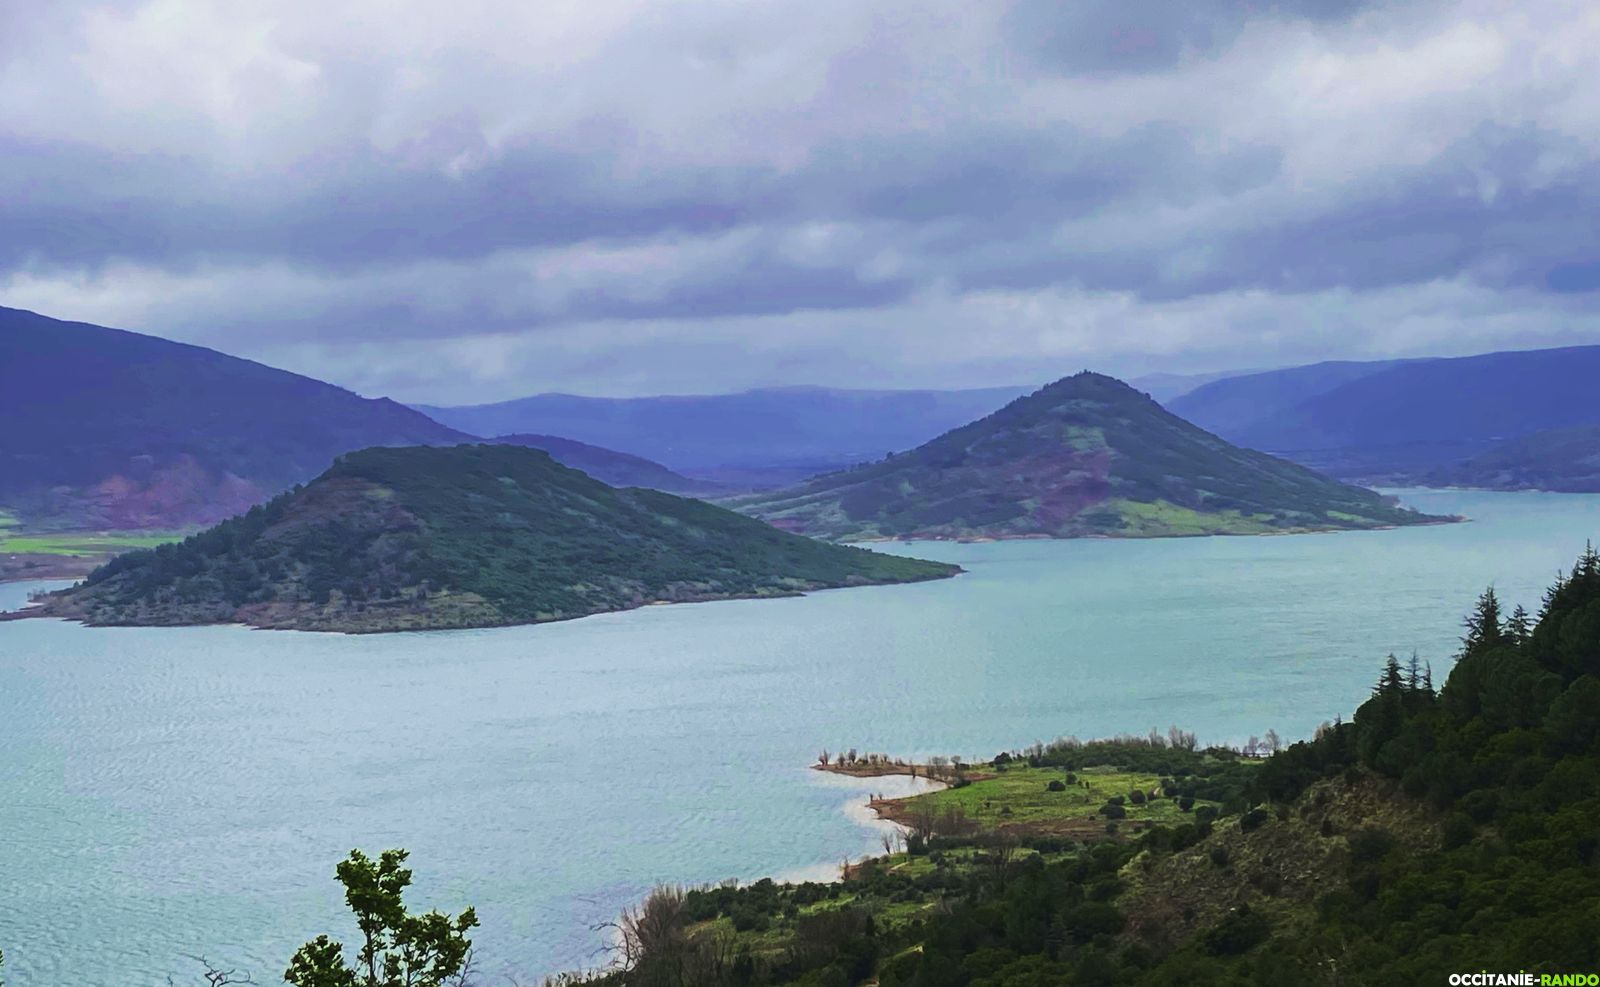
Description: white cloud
2,0,1599,399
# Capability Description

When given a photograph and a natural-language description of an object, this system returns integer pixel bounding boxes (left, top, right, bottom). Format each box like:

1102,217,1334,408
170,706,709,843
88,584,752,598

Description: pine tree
1539,571,1567,622
1378,654,1405,696
1576,542,1600,588
1506,604,1531,647
1463,587,1504,655
1358,656,1409,768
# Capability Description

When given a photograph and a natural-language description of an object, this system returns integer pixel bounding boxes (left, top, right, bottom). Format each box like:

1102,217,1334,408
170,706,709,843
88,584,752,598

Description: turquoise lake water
2,488,1599,984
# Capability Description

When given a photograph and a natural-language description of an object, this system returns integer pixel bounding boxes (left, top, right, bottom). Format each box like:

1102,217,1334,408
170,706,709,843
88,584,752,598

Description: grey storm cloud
2,0,1599,401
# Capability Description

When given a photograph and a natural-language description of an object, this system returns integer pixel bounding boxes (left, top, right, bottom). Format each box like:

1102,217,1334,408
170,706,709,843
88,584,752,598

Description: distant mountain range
25,445,958,632
1168,346,1600,487
414,385,1035,474
1125,368,1269,404
492,434,722,495
9,297,1597,551
1165,359,1419,442
729,372,1450,540
1425,425,1600,492
0,306,470,528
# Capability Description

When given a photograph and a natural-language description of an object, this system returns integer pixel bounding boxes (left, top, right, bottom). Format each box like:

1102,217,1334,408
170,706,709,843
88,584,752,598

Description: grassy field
0,532,182,555
890,764,1217,832
1100,499,1279,537
558,741,1264,985
0,510,184,557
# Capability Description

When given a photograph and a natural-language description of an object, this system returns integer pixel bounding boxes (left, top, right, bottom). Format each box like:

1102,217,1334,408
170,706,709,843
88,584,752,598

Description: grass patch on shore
562,737,1265,986
896,764,1216,830
0,527,183,556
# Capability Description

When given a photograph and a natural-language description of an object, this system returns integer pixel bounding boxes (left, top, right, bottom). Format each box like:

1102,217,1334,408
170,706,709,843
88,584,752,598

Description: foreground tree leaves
284,849,477,987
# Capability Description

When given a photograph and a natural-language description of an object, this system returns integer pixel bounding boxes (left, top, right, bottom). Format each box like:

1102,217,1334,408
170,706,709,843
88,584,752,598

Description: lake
2,489,1598,984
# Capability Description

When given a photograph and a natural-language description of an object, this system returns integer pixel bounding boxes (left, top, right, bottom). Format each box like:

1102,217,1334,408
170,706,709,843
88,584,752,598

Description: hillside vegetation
1426,424,1600,492
0,516,183,583
548,550,1600,985
729,372,1448,541
0,306,470,529
30,445,957,632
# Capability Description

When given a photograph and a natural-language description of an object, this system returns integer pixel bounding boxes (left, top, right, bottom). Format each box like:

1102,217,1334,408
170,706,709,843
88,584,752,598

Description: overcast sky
4,0,1599,402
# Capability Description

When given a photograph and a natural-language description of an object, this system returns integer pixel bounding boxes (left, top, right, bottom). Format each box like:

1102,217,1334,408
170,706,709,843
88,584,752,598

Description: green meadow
0,510,182,557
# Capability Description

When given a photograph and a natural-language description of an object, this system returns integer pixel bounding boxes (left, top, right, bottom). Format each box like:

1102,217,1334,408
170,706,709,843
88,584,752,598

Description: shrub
1240,808,1269,832
1209,847,1230,868
1064,902,1126,942
1401,767,1427,798
1199,905,1271,956
1249,869,1283,895
1347,826,1395,864
1459,788,1499,823
1442,812,1476,850
1102,803,1127,819
1129,789,1147,805
1047,780,1067,792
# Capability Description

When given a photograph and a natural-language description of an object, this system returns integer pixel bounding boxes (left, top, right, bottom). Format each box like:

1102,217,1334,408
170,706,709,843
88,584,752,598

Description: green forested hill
549,550,1600,986
729,372,1450,540
31,445,957,632
1427,424,1600,492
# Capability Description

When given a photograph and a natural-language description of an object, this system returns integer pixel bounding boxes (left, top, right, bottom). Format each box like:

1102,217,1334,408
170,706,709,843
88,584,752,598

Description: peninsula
728,372,1454,540
22,444,959,632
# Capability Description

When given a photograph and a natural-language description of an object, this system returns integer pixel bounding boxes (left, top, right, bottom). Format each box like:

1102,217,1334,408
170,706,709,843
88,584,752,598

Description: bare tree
988,833,1021,889
1263,728,1283,754
817,749,830,766
938,806,976,839
1168,725,1197,751
589,886,754,987
907,801,939,850
598,886,690,985
170,956,256,986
